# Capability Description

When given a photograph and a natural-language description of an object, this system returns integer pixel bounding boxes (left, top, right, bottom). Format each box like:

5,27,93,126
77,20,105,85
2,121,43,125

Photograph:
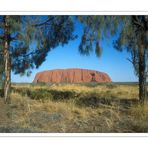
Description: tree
78,16,148,104
0,15,75,103
114,16,148,104
0,52,4,90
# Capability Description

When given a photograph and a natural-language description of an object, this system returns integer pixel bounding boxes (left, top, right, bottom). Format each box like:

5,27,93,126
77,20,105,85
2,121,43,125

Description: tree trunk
139,32,146,105
3,16,11,103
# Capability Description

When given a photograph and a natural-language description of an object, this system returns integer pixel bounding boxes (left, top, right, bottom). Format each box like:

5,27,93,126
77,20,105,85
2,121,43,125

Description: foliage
75,93,112,108
114,16,148,77
0,16,75,76
78,16,148,79
77,16,123,57
12,87,78,101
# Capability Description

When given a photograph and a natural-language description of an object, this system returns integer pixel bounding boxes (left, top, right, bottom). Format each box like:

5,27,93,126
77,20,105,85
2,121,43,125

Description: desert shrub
82,82,100,88
100,91,116,100
12,87,79,101
106,83,117,89
119,98,139,108
28,89,78,101
21,89,29,96
12,87,51,100
28,89,53,100
36,82,47,86
105,90,112,97
31,82,53,87
49,90,78,101
75,93,112,108
12,87,30,97
116,91,123,95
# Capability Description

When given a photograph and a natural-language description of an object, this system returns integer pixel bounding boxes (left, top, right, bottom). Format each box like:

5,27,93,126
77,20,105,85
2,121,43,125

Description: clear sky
11,19,138,83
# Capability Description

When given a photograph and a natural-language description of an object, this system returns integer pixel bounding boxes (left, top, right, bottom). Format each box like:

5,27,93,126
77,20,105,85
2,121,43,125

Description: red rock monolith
33,68,112,83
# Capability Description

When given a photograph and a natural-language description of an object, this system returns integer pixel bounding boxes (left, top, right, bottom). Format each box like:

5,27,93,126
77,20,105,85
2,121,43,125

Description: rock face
33,68,112,83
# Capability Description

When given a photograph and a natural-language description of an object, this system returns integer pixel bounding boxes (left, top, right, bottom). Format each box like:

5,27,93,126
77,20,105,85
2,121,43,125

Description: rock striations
33,68,112,83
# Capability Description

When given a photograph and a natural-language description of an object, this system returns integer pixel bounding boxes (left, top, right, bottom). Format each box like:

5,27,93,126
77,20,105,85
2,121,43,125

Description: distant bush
81,82,100,87
49,90,77,101
28,89,53,100
75,93,112,108
11,84,139,109
12,87,79,101
12,87,29,97
106,83,117,89
31,82,53,87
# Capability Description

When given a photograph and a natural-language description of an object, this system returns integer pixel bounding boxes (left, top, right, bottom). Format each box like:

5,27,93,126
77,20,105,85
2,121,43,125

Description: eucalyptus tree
0,53,4,89
78,16,148,104
0,31,4,90
0,15,75,103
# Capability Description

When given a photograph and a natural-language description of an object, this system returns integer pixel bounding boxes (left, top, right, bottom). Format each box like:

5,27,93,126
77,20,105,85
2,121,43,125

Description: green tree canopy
0,16,75,76
78,15,148,103
0,15,75,102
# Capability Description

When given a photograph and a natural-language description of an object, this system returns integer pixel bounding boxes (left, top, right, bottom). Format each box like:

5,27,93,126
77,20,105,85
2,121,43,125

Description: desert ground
0,82,148,133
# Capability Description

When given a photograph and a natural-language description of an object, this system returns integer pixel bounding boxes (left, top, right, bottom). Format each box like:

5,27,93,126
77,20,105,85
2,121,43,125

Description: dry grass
13,83,139,99
0,83,147,133
8,92,121,132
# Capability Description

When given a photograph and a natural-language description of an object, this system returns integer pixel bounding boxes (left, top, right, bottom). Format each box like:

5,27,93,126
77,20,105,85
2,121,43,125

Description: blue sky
11,19,138,83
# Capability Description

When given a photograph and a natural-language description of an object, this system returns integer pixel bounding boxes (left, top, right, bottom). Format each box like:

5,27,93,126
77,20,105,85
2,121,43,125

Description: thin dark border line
0,134,148,137
0,136,148,138
0,11,148,12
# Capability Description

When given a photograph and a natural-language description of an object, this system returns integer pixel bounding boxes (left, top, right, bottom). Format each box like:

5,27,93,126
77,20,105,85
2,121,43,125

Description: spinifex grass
0,83,147,133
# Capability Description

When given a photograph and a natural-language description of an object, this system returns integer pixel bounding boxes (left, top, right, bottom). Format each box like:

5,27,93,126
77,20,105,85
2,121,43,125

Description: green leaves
78,16,148,79
0,16,75,76
78,16,121,57
95,41,102,57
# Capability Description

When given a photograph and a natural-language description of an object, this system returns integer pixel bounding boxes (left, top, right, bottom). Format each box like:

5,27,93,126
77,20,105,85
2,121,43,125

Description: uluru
33,68,112,83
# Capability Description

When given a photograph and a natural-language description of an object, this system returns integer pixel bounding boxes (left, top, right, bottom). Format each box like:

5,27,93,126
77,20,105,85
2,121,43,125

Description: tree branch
12,49,46,64
32,17,55,27
126,58,134,65
132,16,145,29
12,49,46,63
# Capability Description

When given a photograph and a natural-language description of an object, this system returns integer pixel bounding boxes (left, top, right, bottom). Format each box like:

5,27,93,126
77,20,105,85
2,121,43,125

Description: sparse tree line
0,15,147,104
